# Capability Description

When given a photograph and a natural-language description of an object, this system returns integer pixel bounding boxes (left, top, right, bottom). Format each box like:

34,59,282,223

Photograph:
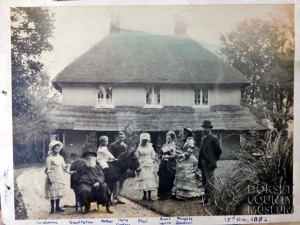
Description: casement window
145,86,161,107
97,85,113,107
194,88,209,106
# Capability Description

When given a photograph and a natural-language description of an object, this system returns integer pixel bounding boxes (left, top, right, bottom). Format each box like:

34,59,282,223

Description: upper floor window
145,86,161,107
97,85,113,107
194,88,208,106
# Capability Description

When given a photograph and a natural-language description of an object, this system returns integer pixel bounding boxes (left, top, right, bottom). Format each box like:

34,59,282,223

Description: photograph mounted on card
5,2,297,225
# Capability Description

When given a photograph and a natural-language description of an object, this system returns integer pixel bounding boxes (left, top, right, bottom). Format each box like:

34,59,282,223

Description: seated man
72,150,112,214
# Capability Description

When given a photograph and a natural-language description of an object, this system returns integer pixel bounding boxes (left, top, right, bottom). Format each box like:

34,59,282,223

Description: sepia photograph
3,2,297,224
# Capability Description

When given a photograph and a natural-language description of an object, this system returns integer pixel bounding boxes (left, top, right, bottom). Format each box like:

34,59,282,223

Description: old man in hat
73,150,111,213
198,120,222,205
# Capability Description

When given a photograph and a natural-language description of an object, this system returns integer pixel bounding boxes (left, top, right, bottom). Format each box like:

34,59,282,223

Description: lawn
122,160,238,216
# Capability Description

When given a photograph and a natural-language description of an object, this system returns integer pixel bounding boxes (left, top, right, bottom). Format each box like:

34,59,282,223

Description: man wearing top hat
198,120,222,205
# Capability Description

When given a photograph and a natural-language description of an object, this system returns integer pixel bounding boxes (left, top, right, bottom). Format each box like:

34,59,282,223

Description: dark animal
70,150,140,213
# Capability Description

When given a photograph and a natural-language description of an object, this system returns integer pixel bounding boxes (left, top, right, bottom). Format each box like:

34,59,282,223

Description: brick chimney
174,14,186,35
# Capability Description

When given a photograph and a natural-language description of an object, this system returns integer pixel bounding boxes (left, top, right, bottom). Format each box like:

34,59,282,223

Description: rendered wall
61,83,242,107
209,86,241,106
62,83,96,106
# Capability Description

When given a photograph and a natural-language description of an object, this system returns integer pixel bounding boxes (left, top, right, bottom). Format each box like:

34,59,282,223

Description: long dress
44,154,66,200
136,144,158,191
157,142,176,199
172,137,203,199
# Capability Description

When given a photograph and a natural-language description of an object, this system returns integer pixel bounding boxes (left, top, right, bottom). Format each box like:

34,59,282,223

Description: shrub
213,130,293,215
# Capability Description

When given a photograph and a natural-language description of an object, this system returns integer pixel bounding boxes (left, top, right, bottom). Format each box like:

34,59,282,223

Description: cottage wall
114,85,145,106
209,86,241,106
62,83,96,106
162,86,193,107
61,83,242,107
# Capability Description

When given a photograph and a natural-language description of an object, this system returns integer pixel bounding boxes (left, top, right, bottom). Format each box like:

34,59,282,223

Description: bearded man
73,150,110,213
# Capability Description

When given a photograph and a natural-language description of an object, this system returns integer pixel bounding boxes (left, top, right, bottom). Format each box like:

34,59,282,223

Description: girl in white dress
136,133,157,201
45,141,68,213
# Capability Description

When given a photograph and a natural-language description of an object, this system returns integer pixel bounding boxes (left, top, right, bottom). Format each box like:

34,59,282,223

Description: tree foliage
82,132,98,153
11,7,54,117
11,8,57,164
219,10,294,130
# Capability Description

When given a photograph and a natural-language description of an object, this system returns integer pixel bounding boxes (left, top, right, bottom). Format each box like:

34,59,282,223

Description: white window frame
144,85,162,108
193,87,209,108
96,85,114,108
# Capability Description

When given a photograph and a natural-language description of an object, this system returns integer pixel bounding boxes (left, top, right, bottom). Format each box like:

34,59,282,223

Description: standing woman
157,131,177,200
136,133,157,201
172,128,203,200
45,140,68,213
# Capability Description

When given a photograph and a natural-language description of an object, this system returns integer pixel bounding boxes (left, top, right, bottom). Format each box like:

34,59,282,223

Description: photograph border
1,0,299,224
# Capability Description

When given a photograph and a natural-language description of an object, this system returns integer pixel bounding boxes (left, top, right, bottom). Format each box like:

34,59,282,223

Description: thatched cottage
49,25,268,160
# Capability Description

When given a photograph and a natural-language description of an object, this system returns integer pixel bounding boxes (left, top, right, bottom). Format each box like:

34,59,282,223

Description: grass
122,160,237,216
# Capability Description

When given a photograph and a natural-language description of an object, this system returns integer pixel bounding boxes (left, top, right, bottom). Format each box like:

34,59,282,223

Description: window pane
106,87,113,105
154,87,160,105
98,87,104,105
146,86,152,105
194,89,200,105
202,88,208,105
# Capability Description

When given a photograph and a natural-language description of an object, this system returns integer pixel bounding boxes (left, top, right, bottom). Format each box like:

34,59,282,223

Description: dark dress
157,142,176,199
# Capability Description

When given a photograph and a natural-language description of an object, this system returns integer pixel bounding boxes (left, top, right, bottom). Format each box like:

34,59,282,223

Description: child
45,140,68,213
96,136,115,169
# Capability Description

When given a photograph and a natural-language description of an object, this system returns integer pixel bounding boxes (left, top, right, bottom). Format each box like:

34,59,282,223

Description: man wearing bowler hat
198,120,222,205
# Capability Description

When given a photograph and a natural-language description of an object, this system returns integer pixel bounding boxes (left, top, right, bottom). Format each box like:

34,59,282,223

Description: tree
82,132,98,153
219,14,294,130
11,7,56,164
11,7,54,117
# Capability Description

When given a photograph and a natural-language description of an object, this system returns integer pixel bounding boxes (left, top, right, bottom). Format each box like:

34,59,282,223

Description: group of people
44,132,128,213
44,120,222,214
139,120,222,205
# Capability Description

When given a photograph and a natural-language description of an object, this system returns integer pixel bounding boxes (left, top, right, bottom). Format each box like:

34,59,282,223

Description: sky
40,4,292,80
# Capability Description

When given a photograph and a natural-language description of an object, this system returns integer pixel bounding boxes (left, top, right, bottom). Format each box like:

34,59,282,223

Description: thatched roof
46,105,268,131
53,30,249,91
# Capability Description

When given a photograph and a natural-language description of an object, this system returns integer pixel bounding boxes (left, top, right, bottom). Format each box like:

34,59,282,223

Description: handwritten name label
68,220,94,224
138,219,148,224
101,219,113,223
117,218,130,225
35,221,58,224
159,217,171,225
224,216,269,223
176,217,192,225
